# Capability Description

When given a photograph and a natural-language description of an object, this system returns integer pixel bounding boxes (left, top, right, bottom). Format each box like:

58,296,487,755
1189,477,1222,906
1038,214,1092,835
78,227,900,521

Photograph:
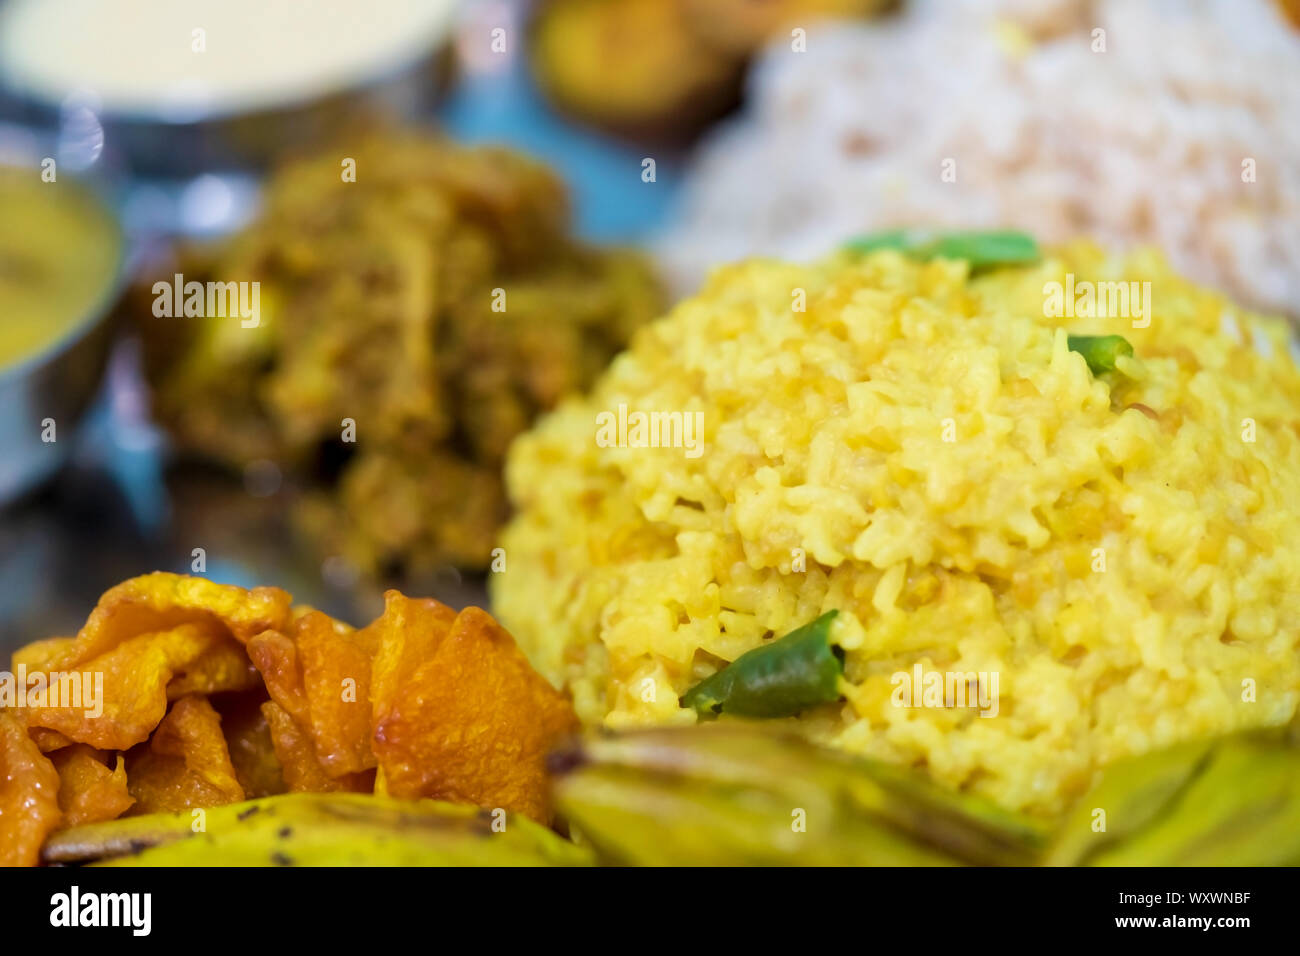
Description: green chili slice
1067,334,1134,375
843,229,1041,272
682,610,843,718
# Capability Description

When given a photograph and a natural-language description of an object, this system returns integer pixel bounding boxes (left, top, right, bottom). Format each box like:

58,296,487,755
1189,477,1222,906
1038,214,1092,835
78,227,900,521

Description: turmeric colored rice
492,241,1300,816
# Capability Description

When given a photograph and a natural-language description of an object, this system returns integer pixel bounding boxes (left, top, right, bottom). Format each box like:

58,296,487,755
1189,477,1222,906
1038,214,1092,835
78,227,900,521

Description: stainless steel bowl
0,302,120,504
0,2,456,182
0,145,128,505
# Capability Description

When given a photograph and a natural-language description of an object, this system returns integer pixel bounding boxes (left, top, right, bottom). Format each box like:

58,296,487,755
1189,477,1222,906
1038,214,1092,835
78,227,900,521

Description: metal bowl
0,142,128,505
0,2,457,182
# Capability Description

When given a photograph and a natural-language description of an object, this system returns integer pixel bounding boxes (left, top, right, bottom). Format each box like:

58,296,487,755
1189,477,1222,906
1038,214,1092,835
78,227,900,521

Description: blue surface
438,58,683,242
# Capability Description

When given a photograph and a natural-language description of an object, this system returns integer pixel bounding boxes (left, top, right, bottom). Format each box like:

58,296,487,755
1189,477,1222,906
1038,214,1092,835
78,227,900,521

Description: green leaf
1066,334,1134,375
681,611,843,718
843,229,1041,272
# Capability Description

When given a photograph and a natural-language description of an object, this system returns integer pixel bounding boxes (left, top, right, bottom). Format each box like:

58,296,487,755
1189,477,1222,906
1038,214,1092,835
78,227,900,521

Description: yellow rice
492,241,1300,816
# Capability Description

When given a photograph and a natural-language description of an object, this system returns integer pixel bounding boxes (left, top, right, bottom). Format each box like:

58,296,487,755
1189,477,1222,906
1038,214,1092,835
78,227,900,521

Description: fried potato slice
247,630,309,724
24,625,221,751
29,727,74,753
127,695,245,813
167,638,261,699
6,574,578,860
0,711,62,866
13,573,293,673
10,635,76,672
261,701,372,794
294,611,376,776
368,592,456,718
251,600,431,781
213,691,286,799
371,604,579,822
52,745,134,828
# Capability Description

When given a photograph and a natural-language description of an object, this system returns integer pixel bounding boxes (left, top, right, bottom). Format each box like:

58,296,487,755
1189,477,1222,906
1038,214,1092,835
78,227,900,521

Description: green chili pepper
1067,334,1134,375
681,610,843,718
843,229,1040,272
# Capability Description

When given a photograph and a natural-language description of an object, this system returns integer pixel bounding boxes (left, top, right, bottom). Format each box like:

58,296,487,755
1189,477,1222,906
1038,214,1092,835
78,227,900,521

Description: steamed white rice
657,0,1300,318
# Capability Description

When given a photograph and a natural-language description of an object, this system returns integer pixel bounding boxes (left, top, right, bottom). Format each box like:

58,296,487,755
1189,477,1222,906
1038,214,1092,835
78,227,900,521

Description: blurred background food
0,168,120,369
0,0,457,117
138,130,661,579
0,161,124,503
528,0,895,142
657,0,1300,318
0,0,459,180
0,0,680,639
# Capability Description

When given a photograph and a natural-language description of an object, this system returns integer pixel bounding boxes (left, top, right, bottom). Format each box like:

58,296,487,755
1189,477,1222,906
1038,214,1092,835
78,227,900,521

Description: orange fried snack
12,573,292,672
52,745,134,827
22,625,223,751
15,573,291,752
250,611,378,778
371,598,579,822
0,710,61,867
3,572,581,863
29,728,74,753
214,691,286,799
126,695,245,813
367,594,456,720
167,639,262,699
260,701,373,793
294,612,376,776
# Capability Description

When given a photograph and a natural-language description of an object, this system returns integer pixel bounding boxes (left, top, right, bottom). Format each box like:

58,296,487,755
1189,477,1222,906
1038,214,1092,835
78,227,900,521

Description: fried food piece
212,691,286,800
249,615,377,779
10,635,77,673
29,727,74,753
52,745,134,828
0,710,62,867
139,132,662,576
23,625,222,751
260,702,373,794
294,612,376,777
11,573,292,672
127,695,245,814
5,574,577,861
371,601,579,822
167,639,261,699
246,630,309,725
367,593,457,724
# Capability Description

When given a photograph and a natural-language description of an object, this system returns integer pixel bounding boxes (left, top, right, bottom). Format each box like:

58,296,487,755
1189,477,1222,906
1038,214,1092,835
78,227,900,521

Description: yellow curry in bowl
0,167,122,371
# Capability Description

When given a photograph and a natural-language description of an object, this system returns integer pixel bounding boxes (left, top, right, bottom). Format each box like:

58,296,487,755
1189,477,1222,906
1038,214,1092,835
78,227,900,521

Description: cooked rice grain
658,0,1300,319
494,242,1300,816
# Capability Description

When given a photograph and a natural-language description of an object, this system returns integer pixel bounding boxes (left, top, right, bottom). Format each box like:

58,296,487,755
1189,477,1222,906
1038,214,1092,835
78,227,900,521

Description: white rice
656,0,1300,319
